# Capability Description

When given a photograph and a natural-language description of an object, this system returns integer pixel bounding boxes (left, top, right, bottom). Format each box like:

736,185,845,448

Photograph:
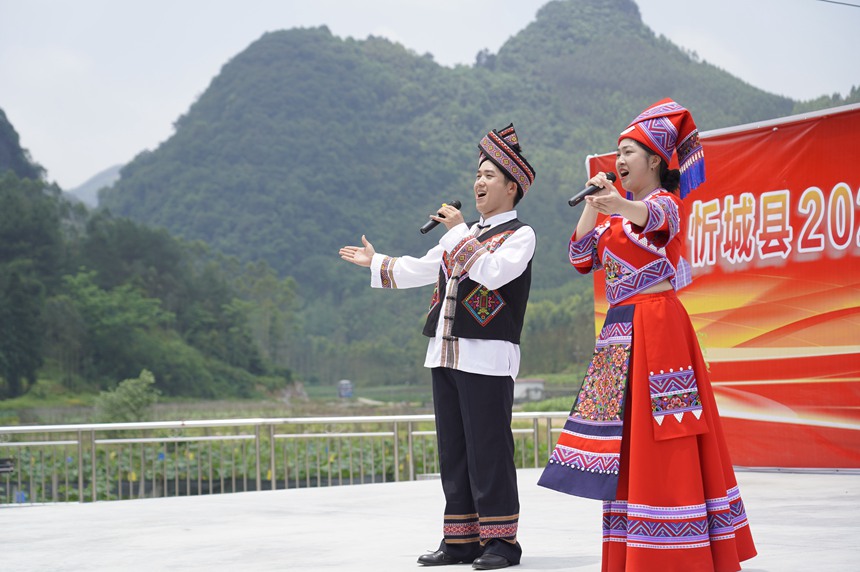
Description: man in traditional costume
538,99,757,571
339,124,537,570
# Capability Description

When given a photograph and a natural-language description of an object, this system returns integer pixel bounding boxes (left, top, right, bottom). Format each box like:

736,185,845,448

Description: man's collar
478,210,517,228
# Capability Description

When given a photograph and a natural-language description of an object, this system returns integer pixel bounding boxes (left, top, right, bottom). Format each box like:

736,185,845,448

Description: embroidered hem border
443,513,519,545
602,485,751,550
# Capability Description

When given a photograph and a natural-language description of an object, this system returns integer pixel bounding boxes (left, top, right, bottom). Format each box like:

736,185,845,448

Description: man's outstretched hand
338,235,375,267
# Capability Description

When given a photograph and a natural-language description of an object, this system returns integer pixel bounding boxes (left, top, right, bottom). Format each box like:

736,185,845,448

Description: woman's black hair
631,140,680,193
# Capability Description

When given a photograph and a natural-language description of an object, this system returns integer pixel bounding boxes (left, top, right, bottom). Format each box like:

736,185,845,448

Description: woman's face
474,160,517,218
616,138,659,195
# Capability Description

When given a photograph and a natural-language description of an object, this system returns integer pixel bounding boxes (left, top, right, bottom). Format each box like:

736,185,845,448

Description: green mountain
69,164,122,207
98,0,802,385
102,0,794,286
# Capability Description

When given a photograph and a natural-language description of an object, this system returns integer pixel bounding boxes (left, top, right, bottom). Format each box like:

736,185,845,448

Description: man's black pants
430,367,522,564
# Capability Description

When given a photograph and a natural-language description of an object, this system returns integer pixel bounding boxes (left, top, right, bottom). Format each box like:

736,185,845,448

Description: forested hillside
103,0,797,286
0,113,299,400
0,110,44,180
96,0,807,387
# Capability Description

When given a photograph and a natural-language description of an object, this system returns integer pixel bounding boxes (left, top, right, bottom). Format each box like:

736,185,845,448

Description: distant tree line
0,168,298,399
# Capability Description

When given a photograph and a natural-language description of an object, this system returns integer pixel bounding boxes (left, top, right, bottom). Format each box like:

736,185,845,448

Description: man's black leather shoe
417,550,463,566
472,553,513,570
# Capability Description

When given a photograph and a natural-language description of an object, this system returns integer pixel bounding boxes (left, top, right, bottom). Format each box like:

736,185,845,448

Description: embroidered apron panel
538,304,634,500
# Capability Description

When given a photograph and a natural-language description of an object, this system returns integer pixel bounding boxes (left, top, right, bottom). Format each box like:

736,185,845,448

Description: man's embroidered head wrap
478,123,536,196
618,98,705,198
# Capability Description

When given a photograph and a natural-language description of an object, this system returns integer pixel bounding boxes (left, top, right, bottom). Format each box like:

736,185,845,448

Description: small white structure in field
514,378,545,402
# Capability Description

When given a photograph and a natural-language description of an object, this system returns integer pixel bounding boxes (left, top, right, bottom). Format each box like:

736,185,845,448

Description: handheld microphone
420,200,462,234
568,172,617,207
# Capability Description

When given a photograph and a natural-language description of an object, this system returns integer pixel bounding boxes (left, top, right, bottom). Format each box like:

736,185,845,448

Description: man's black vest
422,219,532,344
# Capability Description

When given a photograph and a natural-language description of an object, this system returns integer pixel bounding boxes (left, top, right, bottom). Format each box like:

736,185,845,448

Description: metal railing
0,412,569,503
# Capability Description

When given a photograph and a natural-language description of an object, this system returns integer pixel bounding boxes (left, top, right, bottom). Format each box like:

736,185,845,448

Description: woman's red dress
539,190,757,571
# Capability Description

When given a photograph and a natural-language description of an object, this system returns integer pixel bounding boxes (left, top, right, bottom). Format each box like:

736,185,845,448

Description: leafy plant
94,369,160,423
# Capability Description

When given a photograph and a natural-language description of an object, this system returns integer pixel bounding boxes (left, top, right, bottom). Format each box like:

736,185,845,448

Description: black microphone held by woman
568,172,617,206
420,200,462,233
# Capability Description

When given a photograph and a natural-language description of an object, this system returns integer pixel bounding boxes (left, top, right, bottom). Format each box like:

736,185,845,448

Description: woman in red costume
538,99,757,571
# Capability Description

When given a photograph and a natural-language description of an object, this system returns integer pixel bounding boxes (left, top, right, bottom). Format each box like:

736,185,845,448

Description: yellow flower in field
186,452,195,461
109,451,117,460
129,471,138,482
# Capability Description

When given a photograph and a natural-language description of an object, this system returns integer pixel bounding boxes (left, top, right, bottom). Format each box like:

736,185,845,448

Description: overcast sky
1,0,858,190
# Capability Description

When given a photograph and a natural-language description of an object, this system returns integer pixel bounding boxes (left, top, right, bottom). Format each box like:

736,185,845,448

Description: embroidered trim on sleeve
570,226,605,270
642,193,680,240
379,256,398,289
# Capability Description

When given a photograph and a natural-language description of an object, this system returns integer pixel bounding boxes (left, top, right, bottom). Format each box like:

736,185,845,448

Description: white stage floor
1,468,858,571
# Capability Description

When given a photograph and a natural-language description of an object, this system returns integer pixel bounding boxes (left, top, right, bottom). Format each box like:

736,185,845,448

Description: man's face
474,160,517,218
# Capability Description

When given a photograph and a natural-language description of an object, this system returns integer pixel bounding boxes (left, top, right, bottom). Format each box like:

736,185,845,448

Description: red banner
586,104,860,468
